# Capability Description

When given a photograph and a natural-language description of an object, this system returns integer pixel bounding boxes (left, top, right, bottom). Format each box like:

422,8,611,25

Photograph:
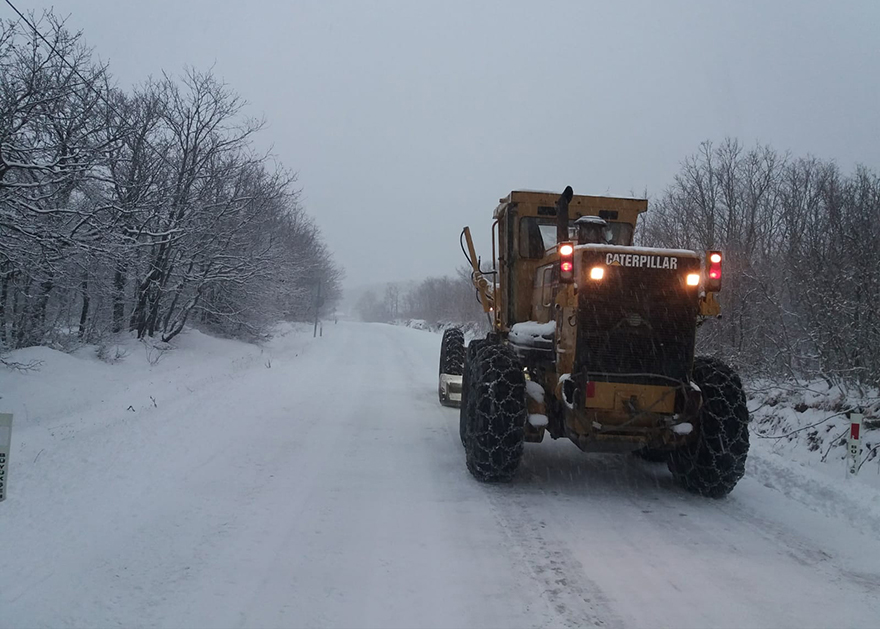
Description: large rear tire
667,357,750,498
464,343,527,482
438,328,465,406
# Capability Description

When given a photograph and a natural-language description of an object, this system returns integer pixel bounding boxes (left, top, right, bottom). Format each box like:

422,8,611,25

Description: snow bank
392,318,489,342
746,380,880,491
747,444,880,537
0,323,310,434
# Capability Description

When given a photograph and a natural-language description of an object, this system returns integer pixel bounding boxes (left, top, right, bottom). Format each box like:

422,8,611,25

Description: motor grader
438,187,749,497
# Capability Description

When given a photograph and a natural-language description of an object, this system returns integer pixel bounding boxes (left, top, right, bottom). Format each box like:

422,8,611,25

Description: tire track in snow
714,486,880,598
356,325,880,628
484,487,622,629
412,329,620,628
154,325,375,628
226,323,556,629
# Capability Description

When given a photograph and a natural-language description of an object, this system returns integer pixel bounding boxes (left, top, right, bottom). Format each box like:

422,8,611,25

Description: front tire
438,328,465,406
667,357,750,498
464,343,527,482
459,339,484,447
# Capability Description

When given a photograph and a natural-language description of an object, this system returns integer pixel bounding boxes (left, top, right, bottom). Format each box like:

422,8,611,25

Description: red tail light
706,251,722,291
586,381,596,398
559,242,574,283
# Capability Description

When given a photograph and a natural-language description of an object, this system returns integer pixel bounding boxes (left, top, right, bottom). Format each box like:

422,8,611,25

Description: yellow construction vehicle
438,187,749,497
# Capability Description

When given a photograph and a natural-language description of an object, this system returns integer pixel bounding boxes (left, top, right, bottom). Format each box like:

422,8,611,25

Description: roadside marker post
847,410,863,477
0,413,11,502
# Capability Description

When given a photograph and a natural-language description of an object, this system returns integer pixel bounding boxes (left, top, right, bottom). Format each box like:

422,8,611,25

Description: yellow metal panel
507,191,648,213
584,382,676,414
555,284,577,375
699,291,722,316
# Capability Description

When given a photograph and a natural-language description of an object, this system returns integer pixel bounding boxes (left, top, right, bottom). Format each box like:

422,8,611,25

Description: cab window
519,217,634,258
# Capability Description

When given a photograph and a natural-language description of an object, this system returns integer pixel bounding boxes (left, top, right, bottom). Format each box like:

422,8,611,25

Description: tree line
0,13,341,351
356,267,486,326
641,138,879,389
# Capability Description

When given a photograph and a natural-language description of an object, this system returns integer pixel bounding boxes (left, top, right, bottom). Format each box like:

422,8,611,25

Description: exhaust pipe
556,185,574,244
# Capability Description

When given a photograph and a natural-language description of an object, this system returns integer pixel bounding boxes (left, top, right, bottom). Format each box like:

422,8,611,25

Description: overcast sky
10,0,880,289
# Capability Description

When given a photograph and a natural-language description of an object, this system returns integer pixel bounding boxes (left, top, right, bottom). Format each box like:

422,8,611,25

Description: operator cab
494,190,648,330
574,216,610,244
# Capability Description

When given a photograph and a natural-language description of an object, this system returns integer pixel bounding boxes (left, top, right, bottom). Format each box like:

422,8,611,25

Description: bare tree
643,138,880,388
0,13,343,354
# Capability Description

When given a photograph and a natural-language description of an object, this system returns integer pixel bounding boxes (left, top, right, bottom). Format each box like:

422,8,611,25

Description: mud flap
439,373,463,407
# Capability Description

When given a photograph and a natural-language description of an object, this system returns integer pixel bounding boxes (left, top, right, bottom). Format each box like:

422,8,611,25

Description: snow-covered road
2,322,879,628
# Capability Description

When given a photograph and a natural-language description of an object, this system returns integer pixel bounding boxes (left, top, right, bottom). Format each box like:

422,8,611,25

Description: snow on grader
438,187,749,497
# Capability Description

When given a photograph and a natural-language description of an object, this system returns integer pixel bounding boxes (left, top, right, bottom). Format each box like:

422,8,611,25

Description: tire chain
440,328,465,376
459,340,483,447
668,356,750,498
465,343,527,482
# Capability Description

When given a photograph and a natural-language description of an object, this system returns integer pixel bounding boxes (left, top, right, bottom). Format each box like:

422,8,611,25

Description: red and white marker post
847,410,863,477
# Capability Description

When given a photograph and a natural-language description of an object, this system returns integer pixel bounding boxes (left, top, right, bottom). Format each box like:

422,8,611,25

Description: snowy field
2,322,880,628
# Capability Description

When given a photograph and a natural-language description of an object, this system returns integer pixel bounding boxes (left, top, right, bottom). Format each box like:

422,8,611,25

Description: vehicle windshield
523,218,634,258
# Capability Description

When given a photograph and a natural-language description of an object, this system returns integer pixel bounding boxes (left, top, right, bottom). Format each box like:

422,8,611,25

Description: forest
642,139,879,389
0,14,341,353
